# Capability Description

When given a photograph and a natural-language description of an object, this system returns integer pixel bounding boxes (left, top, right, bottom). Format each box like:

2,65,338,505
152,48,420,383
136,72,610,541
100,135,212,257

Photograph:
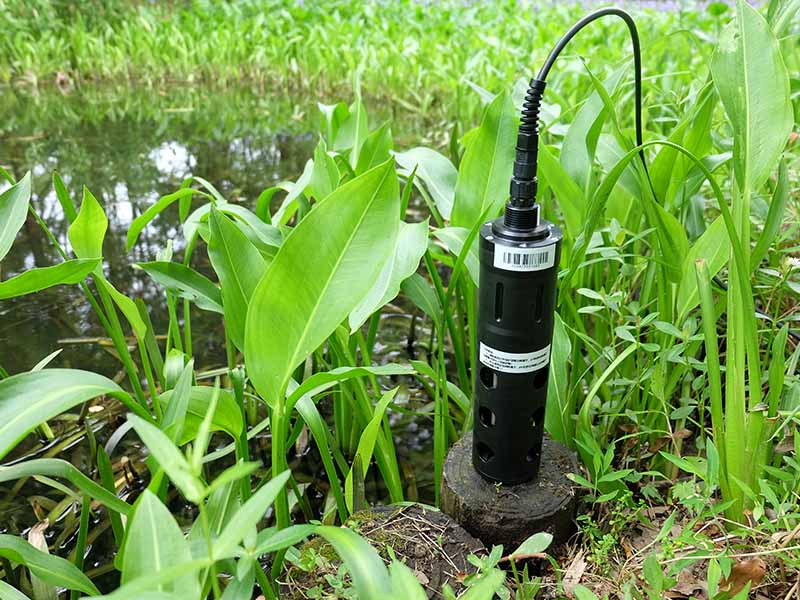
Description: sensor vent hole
533,366,549,389
477,442,495,463
478,407,496,428
525,447,539,463
479,367,497,390
494,282,504,322
534,285,545,324
530,406,545,430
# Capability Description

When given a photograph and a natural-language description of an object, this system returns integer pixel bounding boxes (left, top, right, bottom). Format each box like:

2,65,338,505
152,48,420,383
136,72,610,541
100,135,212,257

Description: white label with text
494,243,555,272
479,342,550,374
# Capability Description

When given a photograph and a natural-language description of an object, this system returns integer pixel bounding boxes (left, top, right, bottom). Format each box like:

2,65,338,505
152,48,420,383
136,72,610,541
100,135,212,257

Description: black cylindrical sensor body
472,216,562,484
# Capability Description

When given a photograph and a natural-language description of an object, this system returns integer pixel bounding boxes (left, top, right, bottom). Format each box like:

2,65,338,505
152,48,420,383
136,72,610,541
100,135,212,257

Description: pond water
0,85,441,549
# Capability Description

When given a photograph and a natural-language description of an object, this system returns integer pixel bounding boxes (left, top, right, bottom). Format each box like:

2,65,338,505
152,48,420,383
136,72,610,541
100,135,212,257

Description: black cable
507,7,647,229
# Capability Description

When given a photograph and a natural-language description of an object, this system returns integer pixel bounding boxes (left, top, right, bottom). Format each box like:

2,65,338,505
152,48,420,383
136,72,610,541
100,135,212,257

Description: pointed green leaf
244,160,400,406
122,491,198,596
0,259,100,300
208,209,267,351
0,369,126,459
349,219,428,331
711,0,793,193
395,147,457,221
451,90,516,229
68,187,107,260
127,414,205,503
0,458,131,516
0,172,31,263
135,261,223,314
213,470,291,559
0,535,99,596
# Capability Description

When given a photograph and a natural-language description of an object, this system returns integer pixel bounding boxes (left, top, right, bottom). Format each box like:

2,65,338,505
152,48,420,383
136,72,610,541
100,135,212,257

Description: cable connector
506,78,546,230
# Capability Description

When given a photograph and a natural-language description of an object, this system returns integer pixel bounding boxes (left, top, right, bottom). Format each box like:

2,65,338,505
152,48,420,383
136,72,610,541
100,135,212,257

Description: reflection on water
0,86,321,375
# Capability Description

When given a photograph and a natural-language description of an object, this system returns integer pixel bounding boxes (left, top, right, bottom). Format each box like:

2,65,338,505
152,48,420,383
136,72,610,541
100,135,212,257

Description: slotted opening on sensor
525,447,539,463
533,366,549,389
494,282,504,322
477,442,495,463
479,367,497,389
530,406,545,430
534,285,545,324
479,406,496,428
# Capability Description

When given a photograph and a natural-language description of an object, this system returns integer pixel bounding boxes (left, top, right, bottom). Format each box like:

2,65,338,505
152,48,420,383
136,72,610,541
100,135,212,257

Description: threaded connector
508,78,546,217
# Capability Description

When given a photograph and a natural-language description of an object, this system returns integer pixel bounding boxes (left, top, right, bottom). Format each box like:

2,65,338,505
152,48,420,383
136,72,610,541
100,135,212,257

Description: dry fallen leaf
669,566,706,598
719,558,766,596
563,550,587,595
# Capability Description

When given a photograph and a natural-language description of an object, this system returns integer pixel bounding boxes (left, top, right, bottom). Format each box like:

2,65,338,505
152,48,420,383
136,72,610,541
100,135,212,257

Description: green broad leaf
451,90,516,229
135,261,223,314
511,532,553,557
0,369,127,460
187,482,240,556
650,84,715,207
458,568,506,599
676,215,728,320
272,160,313,226
431,227,479,285
752,160,789,270
219,560,254,600
573,585,601,600
308,138,339,201
254,524,317,555
285,365,414,414
68,187,107,260
537,145,584,238
91,561,211,600
215,204,282,249
335,94,368,168
244,159,400,406
122,491,199,596
127,188,209,251
318,101,349,146
0,534,99,596
711,0,793,194
159,360,195,444
355,122,393,175
389,559,427,599
560,66,625,195
0,580,31,600
395,147,457,220
345,388,398,513
401,273,442,330
127,414,205,504
349,219,429,331
659,451,707,480
0,171,31,262
213,470,292,559
96,275,147,340
545,313,574,447
158,385,244,444
52,172,76,223
316,526,393,599
0,259,99,300
208,208,267,351
204,461,260,498
0,459,131,515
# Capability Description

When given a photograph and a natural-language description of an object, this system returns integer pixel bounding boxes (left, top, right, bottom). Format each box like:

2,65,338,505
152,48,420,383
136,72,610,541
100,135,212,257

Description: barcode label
494,243,555,272
479,342,551,374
